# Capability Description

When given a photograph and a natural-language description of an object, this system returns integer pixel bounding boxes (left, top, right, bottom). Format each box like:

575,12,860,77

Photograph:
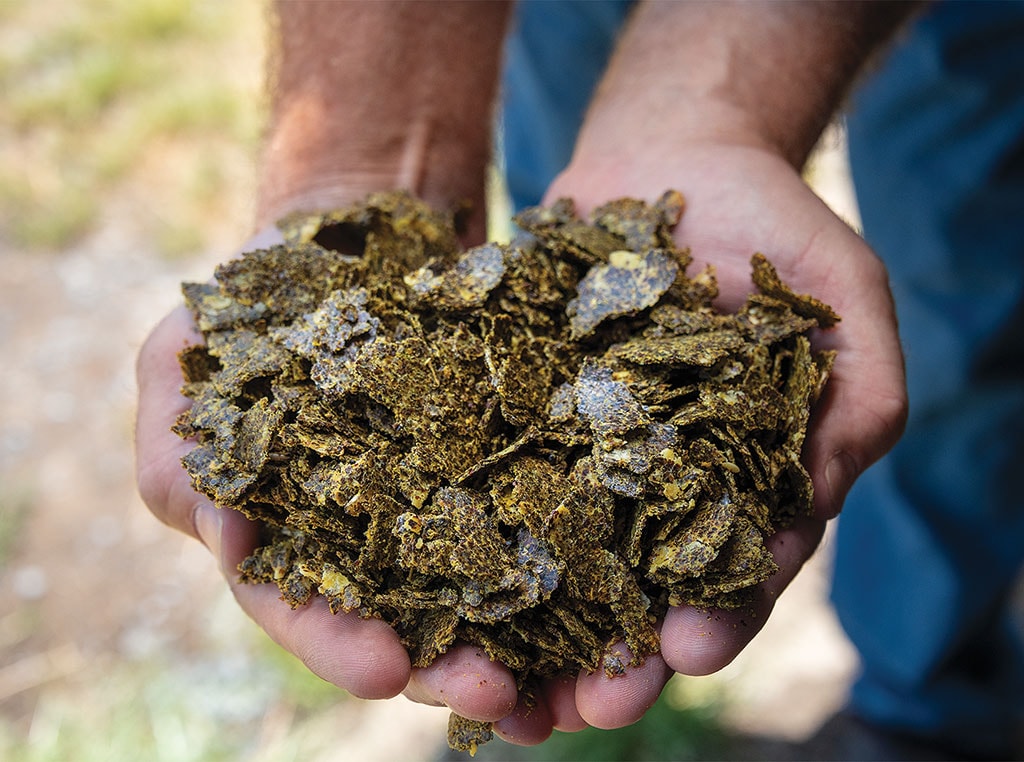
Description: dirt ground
0,3,863,759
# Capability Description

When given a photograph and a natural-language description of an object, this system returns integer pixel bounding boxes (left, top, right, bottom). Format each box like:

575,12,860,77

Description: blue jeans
839,2,1024,755
502,0,1024,755
501,0,635,210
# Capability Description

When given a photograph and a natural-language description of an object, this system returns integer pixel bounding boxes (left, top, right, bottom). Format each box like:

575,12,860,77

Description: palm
529,143,907,732
550,143,905,516
137,146,907,746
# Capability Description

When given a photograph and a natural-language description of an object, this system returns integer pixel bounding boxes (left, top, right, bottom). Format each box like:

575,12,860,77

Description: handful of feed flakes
174,190,838,753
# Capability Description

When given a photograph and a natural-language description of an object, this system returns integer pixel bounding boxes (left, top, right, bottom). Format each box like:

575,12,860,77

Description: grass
0,0,264,254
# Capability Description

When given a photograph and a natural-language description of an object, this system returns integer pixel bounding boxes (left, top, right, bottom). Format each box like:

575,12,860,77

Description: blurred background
0,1,861,759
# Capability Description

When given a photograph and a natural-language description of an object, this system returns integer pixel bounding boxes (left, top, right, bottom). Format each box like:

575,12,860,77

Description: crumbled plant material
174,190,838,752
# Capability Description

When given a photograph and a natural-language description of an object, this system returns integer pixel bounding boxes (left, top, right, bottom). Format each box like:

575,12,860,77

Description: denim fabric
839,2,1024,755
501,0,635,210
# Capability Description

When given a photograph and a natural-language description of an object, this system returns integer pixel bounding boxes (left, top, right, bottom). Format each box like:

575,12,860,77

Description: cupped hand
135,143,907,746
487,141,908,743
134,238,518,724
549,144,908,522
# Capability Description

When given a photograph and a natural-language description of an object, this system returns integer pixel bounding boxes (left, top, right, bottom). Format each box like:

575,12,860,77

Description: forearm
572,0,918,171
257,1,511,238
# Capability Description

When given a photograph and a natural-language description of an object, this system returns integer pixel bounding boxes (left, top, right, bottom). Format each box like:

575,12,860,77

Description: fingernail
193,502,222,558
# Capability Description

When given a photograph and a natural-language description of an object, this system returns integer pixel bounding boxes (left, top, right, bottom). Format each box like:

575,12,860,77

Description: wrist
256,107,489,239
567,92,780,177
565,0,920,177
254,2,510,242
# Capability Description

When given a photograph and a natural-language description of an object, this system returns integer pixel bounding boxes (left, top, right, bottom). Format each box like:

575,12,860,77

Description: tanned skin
138,0,914,745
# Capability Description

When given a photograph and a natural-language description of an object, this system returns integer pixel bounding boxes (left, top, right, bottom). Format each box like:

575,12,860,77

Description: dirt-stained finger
541,674,588,733
660,515,826,676
403,642,518,722
492,692,554,746
574,643,672,730
232,581,413,700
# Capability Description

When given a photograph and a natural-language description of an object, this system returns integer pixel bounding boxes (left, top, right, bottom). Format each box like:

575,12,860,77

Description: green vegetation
0,631,353,762
0,0,263,253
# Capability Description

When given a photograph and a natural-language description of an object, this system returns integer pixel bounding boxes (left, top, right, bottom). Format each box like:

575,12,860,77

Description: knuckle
135,455,175,521
135,448,198,537
871,384,909,453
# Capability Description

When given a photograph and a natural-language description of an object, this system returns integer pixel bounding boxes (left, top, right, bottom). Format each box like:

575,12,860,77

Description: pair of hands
135,143,907,745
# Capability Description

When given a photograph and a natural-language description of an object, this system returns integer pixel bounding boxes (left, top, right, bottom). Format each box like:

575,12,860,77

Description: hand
134,237,520,726
135,142,907,746
483,141,908,742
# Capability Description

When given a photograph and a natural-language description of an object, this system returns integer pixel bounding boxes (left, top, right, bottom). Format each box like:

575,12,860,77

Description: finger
403,642,518,722
200,506,412,700
574,644,672,730
232,583,412,700
139,315,413,702
492,693,554,746
135,305,205,536
661,514,825,675
541,674,588,732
